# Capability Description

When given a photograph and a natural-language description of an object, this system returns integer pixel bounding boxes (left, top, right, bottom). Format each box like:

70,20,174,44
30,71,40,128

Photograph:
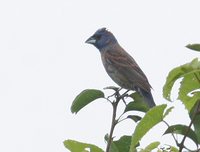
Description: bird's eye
95,35,101,40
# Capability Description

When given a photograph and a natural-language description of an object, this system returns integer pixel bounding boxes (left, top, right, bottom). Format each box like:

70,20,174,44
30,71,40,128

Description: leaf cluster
64,44,200,152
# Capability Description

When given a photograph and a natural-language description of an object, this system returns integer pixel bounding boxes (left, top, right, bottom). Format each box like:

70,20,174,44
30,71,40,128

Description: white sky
0,0,200,152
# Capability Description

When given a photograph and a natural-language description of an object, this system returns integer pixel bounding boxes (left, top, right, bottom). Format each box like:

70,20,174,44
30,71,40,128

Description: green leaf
125,92,149,113
63,139,104,152
109,143,119,152
192,114,200,144
178,72,200,111
111,136,132,152
169,146,179,152
105,135,133,152
158,145,179,152
71,89,104,114
125,101,149,113
104,86,119,91
140,141,160,152
186,44,200,52
127,115,142,123
163,58,200,108
163,124,199,146
190,100,200,144
163,106,174,118
129,104,167,152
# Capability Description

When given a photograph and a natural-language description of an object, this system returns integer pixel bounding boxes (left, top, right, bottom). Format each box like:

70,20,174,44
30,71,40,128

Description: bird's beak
85,36,96,44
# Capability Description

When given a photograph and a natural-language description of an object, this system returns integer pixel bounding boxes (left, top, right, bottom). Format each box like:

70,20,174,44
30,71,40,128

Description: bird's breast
101,53,130,89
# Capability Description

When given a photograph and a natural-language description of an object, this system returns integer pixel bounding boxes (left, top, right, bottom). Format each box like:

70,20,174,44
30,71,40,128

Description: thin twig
104,97,113,104
162,120,179,146
178,115,197,152
179,100,200,152
106,91,120,152
117,117,128,124
117,111,125,121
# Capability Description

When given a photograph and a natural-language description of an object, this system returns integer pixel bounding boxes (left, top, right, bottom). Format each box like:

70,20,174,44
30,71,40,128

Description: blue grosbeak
85,28,155,108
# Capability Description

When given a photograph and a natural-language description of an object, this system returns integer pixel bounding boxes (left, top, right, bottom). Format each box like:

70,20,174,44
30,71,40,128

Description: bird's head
85,28,117,50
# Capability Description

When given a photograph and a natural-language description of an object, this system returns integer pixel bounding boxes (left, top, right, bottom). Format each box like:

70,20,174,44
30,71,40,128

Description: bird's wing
104,47,152,92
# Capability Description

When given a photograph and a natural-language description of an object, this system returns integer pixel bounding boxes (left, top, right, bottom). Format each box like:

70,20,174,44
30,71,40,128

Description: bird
85,28,155,108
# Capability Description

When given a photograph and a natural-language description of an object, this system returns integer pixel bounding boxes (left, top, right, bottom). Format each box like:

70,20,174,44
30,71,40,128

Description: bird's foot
120,90,130,105
106,87,122,99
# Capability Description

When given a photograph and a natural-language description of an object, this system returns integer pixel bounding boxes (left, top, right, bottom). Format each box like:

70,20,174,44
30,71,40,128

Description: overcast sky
0,0,200,152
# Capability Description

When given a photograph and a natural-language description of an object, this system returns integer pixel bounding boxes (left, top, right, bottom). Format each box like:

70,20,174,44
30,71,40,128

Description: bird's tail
140,89,156,108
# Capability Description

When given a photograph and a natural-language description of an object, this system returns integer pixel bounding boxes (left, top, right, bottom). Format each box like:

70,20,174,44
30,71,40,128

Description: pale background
0,0,200,152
